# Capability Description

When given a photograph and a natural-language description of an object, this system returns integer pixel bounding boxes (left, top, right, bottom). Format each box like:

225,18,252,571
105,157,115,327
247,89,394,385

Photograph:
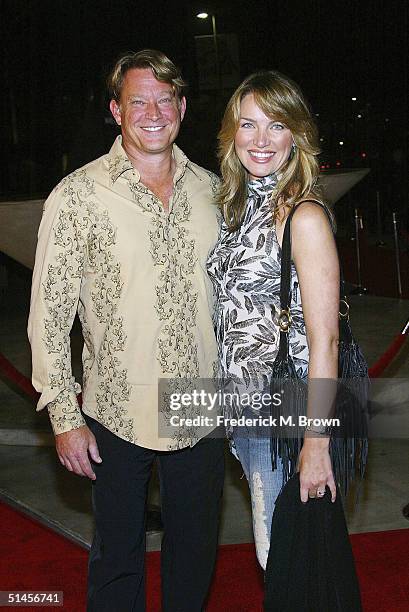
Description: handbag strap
279,199,328,311
277,199,344,357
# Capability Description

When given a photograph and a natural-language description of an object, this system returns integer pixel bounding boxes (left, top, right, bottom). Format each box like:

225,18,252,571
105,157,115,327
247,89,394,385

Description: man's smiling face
110,67,186,158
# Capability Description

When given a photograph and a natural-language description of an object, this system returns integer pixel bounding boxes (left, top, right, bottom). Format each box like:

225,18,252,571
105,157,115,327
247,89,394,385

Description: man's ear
109,99,121,125
179,96,187,122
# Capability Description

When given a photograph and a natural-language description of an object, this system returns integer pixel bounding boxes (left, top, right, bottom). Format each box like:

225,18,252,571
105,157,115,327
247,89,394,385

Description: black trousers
86,417,225,612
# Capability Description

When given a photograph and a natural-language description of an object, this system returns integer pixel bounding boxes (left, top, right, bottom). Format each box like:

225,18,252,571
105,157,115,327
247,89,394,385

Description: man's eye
131,100,145,106
159,97,172,104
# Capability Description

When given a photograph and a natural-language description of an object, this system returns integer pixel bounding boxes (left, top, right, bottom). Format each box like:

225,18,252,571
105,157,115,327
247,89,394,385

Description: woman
207,71,340,571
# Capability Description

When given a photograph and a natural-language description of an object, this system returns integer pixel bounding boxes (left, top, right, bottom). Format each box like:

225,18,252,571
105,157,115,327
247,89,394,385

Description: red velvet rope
0,353,38,400
0,352,82,406
368,317,409,378
368,332,407,377
0,319,408,400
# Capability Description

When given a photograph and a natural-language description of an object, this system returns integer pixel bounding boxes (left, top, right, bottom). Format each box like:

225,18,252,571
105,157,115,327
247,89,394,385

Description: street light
196,11,221,90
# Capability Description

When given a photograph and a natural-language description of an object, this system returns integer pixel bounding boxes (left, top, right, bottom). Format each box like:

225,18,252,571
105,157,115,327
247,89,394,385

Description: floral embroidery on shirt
43,170,134,442
87,211,133,441
150,184,199,378
129,181,162,215
108,155,133,183
47,388,85,434
204,170,221,196
128,170,200,380
42,170,92,394
79,306,94,389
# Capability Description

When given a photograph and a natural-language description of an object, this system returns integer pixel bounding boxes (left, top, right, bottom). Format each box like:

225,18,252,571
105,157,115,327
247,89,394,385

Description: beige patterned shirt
28,136,220,450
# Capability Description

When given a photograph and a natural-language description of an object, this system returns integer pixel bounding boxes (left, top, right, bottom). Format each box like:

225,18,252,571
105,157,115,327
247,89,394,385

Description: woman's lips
248,150,275,162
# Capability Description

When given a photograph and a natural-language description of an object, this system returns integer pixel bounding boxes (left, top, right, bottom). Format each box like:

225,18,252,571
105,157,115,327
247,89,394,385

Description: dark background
1,0,408,236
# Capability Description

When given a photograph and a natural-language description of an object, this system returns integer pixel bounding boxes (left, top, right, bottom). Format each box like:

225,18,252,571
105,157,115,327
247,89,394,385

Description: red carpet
1,501,408,611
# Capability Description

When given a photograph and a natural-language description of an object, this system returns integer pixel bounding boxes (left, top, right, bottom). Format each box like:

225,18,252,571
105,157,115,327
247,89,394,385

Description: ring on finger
317,489,325,497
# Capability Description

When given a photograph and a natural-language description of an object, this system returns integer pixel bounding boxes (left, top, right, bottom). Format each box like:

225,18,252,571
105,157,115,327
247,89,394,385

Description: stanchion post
355,209,362,287
351,208,368,295
392,212,402,298
376,190,385,246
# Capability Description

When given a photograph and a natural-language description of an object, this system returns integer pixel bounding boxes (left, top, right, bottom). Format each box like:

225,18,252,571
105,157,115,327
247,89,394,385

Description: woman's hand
298,437,336,503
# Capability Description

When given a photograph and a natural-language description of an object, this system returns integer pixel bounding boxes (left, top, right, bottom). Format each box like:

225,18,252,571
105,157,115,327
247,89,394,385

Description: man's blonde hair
107,49,187,103
218,71,323,231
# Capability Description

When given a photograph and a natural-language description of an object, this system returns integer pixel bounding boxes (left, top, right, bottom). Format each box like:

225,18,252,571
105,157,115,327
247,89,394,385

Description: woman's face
234,93,293,180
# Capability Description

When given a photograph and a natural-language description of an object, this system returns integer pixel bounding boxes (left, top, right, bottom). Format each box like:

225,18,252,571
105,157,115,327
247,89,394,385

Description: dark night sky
1,0,408,197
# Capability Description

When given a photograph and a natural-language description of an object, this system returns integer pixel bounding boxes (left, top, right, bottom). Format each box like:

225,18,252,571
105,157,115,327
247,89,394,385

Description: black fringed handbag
263,473,363,612
269,201,369,496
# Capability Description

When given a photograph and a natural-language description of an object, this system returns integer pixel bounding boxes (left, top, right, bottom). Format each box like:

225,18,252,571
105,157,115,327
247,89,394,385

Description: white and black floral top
207,174,309,426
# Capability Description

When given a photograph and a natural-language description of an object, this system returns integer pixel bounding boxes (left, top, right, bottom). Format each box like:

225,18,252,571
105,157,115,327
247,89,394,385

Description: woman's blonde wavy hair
218,70,323,230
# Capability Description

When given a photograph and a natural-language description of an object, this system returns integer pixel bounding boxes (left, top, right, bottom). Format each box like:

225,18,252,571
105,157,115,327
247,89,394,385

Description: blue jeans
232,431,283,570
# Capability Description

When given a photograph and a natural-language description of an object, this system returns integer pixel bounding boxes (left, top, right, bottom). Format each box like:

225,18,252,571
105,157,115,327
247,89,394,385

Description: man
28,49,224,612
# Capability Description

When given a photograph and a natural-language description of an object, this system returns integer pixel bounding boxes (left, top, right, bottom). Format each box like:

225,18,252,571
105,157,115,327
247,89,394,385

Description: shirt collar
247,172,278,197
243,173,278,224
107,135,191,184
107,136,135,183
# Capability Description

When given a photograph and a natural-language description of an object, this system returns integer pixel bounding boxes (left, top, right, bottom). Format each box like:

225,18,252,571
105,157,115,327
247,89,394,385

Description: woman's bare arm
290,202,340,502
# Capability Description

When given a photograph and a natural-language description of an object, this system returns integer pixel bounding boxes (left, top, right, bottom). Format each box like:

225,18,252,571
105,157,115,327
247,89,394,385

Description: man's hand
55,425,102,480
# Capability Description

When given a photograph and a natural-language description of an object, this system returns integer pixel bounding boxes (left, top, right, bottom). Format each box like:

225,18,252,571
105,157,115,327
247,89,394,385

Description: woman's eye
241,122,254,128
271,123,286,130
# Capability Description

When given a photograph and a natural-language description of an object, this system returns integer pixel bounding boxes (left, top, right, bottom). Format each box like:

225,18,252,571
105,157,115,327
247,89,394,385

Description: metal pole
211,14,221,91
351,208,368,295
376,190,385,246
392,212,403,298
355,208,363,288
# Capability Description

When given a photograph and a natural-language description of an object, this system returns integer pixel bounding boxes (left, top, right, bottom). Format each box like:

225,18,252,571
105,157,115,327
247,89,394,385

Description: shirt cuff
47,388,86,435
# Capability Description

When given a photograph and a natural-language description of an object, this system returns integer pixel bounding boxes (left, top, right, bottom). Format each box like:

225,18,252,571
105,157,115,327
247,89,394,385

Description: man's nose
146,101,161,120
